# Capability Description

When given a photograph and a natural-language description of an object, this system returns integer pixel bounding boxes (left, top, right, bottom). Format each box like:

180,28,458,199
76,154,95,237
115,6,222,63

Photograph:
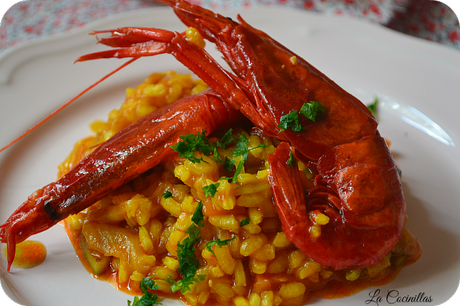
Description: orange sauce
2,240,47,269
312,269,400,300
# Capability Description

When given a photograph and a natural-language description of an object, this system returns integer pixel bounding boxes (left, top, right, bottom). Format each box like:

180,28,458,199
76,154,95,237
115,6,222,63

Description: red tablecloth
1,0,459,52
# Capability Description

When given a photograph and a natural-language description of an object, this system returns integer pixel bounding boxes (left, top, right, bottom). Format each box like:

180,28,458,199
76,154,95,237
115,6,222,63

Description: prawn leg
77,27,273,136
268,136,406,270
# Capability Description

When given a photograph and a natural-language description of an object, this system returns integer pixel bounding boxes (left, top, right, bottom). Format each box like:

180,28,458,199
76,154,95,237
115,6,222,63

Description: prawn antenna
0,57,139,153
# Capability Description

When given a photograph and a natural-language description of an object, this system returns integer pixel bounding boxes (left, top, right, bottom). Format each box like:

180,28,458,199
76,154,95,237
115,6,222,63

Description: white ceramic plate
1,6,460,306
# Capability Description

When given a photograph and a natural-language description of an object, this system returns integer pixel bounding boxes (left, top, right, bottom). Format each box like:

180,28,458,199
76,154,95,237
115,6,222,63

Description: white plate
1,6,460,306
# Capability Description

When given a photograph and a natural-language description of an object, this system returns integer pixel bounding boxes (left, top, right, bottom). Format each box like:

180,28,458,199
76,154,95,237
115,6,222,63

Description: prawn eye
43,200,60,221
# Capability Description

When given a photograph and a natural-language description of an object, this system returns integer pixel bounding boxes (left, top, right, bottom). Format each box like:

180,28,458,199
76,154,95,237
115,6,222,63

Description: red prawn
1,0,406,272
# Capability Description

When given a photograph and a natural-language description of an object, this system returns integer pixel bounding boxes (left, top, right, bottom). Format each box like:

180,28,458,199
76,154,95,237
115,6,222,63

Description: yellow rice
61,71,420,306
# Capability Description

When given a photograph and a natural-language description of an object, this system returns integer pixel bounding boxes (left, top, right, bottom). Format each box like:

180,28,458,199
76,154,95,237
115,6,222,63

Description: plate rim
0,5,460,306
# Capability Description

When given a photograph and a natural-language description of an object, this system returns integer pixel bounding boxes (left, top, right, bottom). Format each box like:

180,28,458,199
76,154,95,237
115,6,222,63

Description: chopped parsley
232,161,245,183
177,224,201,277
132,126,281,299
167,274,206,294
215,129,236,149
222,156,236,172
287,151,296,167
278,110,301,132
367,97,379,118
240,218,251,227
300,101,325,122
191,201,205,228
128,278,161,306
171,130,213,163
170,223,202,293
171,129,267,184
278,101,325,132
168,203,206,294
232,133,250,157
206,237,236,258
230,134,268,183
212,129,235,165
203,183,220,200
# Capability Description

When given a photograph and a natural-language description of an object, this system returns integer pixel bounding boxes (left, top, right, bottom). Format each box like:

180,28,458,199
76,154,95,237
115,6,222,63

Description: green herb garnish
211,129,234,164
191,201,205,228
128,278,161,306
215,129,236,149
300,101,325,122
168,202,207,294
206,237,236,258
203,183,220,200
178,224,201,274
230,134,268,183
223,156,236,172
167,275,206,294
232,134,250,157
162,190,173,199
278,101,325,132
171,130,213,163
240,218,251,227
278,110,301,132
367,97,379,118
173,223,201,293
287,151,296,167
171,129,267,184
232,160,245,183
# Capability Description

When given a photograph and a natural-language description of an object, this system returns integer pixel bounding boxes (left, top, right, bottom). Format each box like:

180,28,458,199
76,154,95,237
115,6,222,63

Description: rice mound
61,71,420,306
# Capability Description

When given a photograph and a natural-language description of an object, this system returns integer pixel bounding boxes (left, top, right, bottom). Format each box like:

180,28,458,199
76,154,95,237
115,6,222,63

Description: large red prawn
0,0,417,275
